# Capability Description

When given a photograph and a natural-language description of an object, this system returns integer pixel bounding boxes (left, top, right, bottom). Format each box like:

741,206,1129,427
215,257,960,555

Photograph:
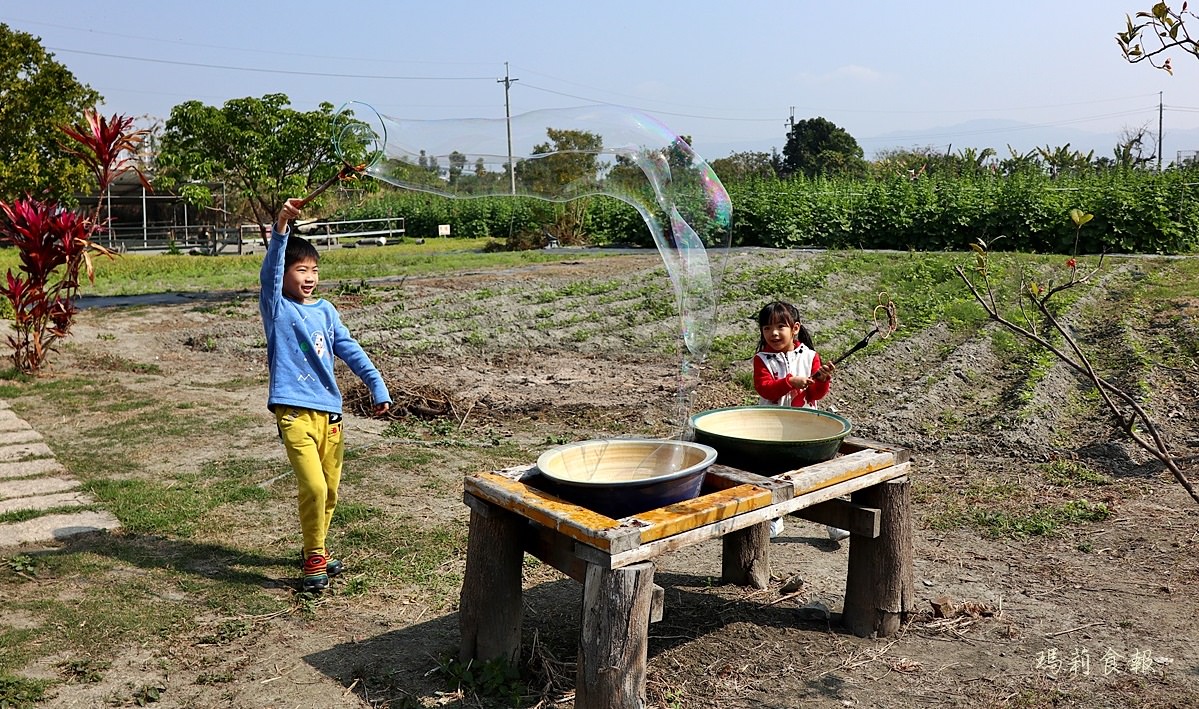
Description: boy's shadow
37,530,295,591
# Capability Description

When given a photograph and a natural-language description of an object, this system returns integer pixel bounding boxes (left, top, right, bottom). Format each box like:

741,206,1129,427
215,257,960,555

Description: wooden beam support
842,478,915,638
789,498,881,538
721,520,771,588
576,561,655,709
459,495,525,664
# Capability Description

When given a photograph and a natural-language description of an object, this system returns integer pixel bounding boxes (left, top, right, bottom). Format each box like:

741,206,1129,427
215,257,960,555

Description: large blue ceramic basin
534,439,718,519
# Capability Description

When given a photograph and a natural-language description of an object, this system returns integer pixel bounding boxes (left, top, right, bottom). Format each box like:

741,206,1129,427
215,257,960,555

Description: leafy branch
1116,1,1199,74
954,210,1197,506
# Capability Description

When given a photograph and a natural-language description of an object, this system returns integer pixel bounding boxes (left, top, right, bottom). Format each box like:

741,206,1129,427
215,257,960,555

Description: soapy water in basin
333,103,732,481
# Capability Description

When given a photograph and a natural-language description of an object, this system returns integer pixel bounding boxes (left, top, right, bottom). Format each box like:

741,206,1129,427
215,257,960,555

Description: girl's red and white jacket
752,344,830,408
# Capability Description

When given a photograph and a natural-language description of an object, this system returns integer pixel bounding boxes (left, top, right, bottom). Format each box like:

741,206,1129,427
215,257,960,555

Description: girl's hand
373,402,391,416
789,375,810,390
813,362,836,382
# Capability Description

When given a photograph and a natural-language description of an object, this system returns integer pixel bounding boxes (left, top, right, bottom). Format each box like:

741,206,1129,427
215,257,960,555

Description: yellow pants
275,407,344,555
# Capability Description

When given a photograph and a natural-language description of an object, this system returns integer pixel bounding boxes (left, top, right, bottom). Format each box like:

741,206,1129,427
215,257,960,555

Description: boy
260,198,392,593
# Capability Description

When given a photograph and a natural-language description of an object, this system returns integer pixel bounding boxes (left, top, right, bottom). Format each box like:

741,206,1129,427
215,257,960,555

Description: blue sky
5,1,1199,161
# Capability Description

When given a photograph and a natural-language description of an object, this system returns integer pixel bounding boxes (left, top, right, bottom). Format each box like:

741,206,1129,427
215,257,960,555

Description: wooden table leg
576,561,655,709
721,520,771,589
459,494,525,664
842,477,914,638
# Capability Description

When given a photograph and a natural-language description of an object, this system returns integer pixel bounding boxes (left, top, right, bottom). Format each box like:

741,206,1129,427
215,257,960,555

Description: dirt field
4,248,1197,708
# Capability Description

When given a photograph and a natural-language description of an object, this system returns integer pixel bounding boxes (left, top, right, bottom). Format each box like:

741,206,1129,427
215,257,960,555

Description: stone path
0,400,121,548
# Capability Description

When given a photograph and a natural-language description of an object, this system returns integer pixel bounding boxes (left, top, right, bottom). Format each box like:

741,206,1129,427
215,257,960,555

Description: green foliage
438,655,523,705
1116,2,1194,74
86,467,270,537
0,674,51,708
4,554,36,575
781,117,866,179
0,24,101,201
721,169,1199,253
1042,459,1112,487
57,658,109,684
935,498,1113,538
155,94,341,228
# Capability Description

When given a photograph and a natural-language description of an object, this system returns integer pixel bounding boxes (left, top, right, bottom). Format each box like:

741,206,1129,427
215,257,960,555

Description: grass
927,494,1113,538
8,237,609,297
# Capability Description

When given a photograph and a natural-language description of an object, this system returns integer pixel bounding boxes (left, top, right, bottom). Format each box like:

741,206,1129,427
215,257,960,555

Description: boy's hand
275,198,303,234
373,402,391,416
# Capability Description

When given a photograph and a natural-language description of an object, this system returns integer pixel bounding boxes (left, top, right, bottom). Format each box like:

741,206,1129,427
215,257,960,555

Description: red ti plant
0,110,149,374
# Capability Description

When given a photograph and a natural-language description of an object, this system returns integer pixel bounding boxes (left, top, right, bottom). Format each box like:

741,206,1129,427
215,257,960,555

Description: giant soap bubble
334,102,732,439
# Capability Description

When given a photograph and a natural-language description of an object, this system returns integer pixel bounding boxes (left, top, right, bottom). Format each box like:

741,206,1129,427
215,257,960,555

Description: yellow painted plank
630,484,775,543
464,472,624,551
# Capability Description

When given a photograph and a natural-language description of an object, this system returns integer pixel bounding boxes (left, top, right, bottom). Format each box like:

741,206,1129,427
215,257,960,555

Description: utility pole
1158,90,1164,171
498,62,519,195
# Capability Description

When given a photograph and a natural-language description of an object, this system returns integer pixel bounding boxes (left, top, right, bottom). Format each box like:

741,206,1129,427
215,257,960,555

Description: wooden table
458,437,914,708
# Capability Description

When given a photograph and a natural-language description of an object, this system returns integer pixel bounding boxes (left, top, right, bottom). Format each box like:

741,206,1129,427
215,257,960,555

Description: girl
752,301,848,542
753,301,833,408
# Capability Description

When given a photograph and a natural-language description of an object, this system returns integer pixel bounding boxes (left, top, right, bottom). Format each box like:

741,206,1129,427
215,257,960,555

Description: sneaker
324,551,344,578
298,549,344,577
301,551,329,593
827,525,850,542
770,517,784,538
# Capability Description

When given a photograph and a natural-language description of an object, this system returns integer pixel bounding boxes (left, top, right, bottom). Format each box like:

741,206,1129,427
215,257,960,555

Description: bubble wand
299,114,387,208
827,292,899,367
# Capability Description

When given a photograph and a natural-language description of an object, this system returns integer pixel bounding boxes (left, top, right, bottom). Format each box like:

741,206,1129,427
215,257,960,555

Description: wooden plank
840,436,911,464
775,449,895,495
790,499,880,538
577,463,911,569
524,520,588,583
703,465,794,503
629,483,776,544
491,464,537,482
464,473,626,552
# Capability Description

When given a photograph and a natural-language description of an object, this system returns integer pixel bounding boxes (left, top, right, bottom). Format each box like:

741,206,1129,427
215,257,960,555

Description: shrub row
337,170,1199,254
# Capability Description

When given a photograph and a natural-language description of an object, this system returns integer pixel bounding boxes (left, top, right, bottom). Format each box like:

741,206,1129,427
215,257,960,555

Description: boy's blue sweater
259,227,391,414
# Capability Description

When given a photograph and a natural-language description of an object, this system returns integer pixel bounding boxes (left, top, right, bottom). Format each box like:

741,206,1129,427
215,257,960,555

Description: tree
517,128,603,195
1112,125,1157,169
781,117,865,178
956,212,1197,506
509,128,604,245
0,24,102,200
154,94,342,238
710,151,778,181
1116,2,1198,73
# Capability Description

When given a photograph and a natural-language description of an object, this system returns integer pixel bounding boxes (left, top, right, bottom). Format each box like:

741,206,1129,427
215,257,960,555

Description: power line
517,82,779,122
13,16,494,67
45,47,495,80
